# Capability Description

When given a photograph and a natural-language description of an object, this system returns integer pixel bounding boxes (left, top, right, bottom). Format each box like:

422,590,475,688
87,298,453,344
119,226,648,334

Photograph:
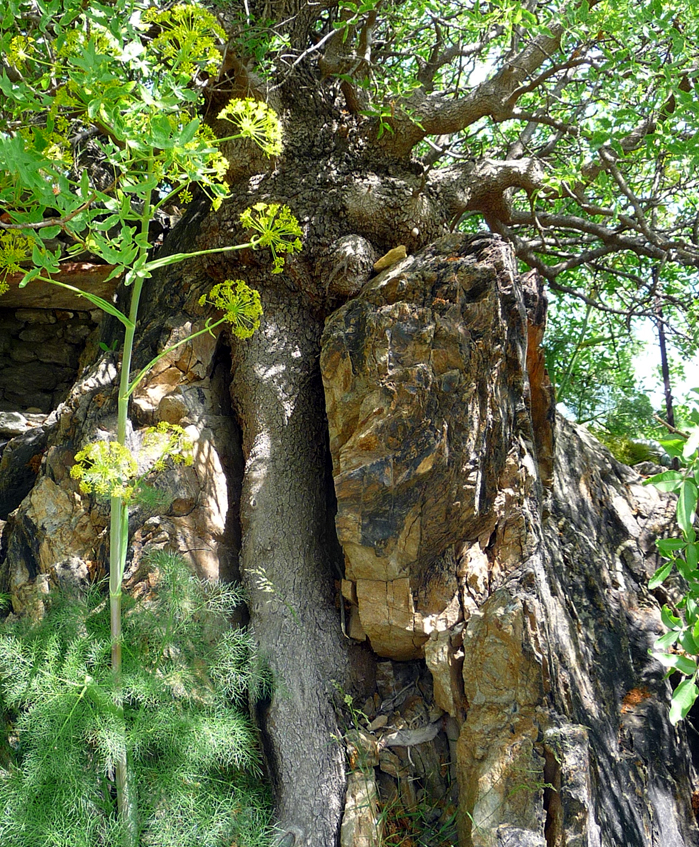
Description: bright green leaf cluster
218,98,283,157
199,280,263,339
0,551,274,847
239,202,303,274
646,393,699,724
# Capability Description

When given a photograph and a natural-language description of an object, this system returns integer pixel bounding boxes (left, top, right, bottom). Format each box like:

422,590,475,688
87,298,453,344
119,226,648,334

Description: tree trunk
229,288,350,843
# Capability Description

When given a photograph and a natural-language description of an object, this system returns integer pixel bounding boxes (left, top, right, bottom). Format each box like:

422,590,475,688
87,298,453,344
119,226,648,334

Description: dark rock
0,425,49,519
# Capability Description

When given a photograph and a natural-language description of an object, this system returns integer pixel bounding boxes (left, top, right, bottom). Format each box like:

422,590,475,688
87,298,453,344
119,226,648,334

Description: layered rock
0,306,99,412
321,233,548,659
0,288,244,612
322,233,698,846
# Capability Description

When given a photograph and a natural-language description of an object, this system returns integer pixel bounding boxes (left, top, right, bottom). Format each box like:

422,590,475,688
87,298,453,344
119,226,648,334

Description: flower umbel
217,99,283,157
199,280,262,339
142,422,194,471
71,441,138,499
239,203,303,274
0,232,31,295
143,4,225,77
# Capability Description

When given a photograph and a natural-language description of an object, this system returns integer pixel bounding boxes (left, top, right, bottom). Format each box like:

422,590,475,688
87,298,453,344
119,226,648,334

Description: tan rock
340,770,382,847
457,590,546,846
424,626,466,720
158,392,188,423
341,578,358,604
355,577,428,660
322,235,553,663
373,244,407,272
348,606,367,641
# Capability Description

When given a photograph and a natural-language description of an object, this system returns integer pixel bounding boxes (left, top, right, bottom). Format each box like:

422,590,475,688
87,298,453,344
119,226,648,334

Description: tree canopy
1,0,698,426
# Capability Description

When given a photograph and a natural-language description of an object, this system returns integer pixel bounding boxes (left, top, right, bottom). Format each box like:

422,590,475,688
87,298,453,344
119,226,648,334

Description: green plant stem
109,164,155,847
143,241,250,272
33,276,134,328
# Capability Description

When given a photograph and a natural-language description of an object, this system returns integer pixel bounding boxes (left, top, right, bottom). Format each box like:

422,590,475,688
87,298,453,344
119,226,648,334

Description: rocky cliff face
0,233,696,846
321,234,698,846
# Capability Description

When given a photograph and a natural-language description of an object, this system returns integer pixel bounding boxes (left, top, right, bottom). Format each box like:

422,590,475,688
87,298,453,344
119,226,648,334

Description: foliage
645,392,699,724
0,551,274,847
0,0,304,840
544,290,658,436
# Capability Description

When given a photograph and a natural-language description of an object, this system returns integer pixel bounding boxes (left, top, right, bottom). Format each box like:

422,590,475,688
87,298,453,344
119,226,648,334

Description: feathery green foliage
0,551,273,847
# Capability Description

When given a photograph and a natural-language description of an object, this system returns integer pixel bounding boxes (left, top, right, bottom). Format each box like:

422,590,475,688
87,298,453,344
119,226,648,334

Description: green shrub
0,552,273,847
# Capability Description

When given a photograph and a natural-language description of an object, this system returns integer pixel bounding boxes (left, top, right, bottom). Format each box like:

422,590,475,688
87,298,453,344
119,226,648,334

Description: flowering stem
109,162,156,847
142,241,250,273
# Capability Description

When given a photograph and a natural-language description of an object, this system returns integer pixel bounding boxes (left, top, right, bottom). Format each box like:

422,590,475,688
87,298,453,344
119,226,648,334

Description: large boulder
322,233,698,846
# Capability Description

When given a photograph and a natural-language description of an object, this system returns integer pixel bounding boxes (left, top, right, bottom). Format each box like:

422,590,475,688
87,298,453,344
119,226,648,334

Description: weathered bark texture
1,223,697,847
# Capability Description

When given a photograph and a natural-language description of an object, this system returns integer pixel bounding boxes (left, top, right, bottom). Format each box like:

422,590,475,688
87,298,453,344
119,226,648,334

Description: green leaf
680,629,699,655
677,557,698,582
661,604,681,629
646,470,683,492
654,652,697,675
18,267,42,288
660,438,686,459
678,480,698,538
656,629,680,651
688,543,699,570
178,117,200,146
670,678,699,724
656,538,686,556
649,559,673,589
684,427,699,460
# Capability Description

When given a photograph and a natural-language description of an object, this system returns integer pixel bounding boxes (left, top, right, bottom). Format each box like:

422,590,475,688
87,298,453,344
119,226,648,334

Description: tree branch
379,19,566,155
431,157,546,224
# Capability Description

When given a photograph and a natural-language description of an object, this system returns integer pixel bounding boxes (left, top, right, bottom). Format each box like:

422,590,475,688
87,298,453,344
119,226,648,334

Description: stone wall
0,307,99,413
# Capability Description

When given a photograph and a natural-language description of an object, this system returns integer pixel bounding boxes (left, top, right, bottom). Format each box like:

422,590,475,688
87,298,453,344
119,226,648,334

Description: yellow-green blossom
142,422,194,471
239,203,303,273
218,99,283,157
71,441,138,499
0,232,32,295
199,280,263,339
7,35,35,66
143,5,225,77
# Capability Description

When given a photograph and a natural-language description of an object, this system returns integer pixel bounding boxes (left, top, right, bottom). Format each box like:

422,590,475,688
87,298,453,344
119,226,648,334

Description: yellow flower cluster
143,5,225,77
142,423,194,471
198,280,263,339
0,232,32,296
71,425,194,501
218,99,283,157
70,441,138,499
239,203,303,274
7,35,35,66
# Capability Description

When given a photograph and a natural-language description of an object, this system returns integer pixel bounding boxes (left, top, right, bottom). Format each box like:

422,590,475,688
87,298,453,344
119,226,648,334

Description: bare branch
379,19,566,155
430,157,546,224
